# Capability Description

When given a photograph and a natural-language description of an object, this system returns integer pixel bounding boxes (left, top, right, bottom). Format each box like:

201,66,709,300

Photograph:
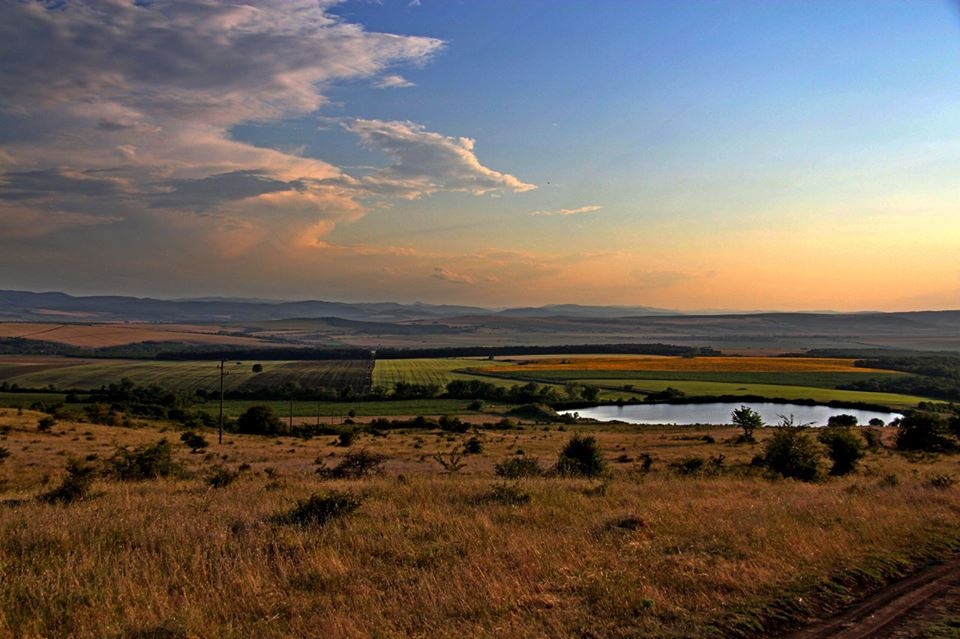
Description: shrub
862,428,883,450
438,415,469,433
316,449,386,479
337,431,355,447
37,416,56,433
106,439,183,481
235,405,287,436
271,491,362,527
494,457,544,479
484,482,531,505
206,465,239,488
179,431,209,452
670,456,706,476
896,412,956,452
39,458,96,504
432,450,466,473
925,474,956,489
868,417,885,427
463,436,483,455
555,434,606,477
827,414,858,428
818,426,866,475
762,426,822,482
0,446,9,464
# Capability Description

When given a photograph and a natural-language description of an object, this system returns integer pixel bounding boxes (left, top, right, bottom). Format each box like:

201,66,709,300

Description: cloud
374,75,415,89
0,168,131,201
148,171,304,211
0,206,121,239
432,266,477,285
529,205,603,217
341,119,537,198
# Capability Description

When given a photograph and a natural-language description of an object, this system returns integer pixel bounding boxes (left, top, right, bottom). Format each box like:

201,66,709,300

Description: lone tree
235,405,288,436
731,405,764,443
762,417,822,482
818,425,865,475
556,434,606,477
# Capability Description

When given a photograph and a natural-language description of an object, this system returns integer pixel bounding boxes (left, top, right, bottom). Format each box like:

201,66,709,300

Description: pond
558,402,903,426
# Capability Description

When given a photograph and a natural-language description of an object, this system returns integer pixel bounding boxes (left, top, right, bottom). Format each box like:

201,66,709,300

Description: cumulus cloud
341,119,537,198
529,205,603,217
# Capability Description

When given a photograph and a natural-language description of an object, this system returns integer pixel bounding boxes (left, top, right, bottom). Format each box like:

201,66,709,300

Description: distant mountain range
0,290,676,323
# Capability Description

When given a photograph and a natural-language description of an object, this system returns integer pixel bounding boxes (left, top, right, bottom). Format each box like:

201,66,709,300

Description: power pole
218,359,226,445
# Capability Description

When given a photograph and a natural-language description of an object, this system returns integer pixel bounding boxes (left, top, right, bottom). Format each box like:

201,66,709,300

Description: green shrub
271,491,362,527
555,434,606,477
179,431,209,452
39,458,96,504
235,405,288,436
494,457,544,479
316,449,386,479
762,426,822,482
896,412,957,452
106,439,183,481
206,465,239,488
818,426,866,475
463,436,483,455
827,414,858,428
484,482,531,505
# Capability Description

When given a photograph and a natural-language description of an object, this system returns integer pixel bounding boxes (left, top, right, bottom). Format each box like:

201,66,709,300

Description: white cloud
529,205,603,217
374,75,415,89
432,266,477,285
341,119,537,198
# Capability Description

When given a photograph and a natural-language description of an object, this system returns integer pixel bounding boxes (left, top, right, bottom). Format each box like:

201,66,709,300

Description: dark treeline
839,355,960,402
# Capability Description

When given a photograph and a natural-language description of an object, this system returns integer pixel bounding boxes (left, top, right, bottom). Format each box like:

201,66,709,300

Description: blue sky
1,0,959,310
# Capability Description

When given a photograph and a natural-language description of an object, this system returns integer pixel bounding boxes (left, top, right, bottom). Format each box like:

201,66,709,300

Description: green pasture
589,379,925,410
212,398,501,420
0,360,373,393
372,358,511,388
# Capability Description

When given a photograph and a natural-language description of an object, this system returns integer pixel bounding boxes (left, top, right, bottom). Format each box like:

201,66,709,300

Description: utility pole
218,359,226,445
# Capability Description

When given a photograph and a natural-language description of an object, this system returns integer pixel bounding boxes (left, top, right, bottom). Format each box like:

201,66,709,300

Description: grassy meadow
1,408,959,638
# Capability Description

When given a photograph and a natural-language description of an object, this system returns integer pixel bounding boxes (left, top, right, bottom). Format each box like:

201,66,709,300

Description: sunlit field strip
477,356,895,374
372,358,511,388
590,379,925,409
474,370,903,389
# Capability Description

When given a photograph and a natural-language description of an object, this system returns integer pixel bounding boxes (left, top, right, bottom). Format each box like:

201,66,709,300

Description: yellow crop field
481,356,897,374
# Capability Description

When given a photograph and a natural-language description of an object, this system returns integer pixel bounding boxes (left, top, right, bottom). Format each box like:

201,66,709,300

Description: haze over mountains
1,290,960,353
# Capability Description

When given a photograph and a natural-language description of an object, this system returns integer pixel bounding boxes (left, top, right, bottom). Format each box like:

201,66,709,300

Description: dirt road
787,556,960,638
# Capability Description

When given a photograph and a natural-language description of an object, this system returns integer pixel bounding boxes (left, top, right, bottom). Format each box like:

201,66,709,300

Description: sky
1,0,959,312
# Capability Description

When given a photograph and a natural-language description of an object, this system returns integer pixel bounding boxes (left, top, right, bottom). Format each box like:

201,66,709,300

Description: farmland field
0,359,373,393
0,322,267,348
372,357,511,389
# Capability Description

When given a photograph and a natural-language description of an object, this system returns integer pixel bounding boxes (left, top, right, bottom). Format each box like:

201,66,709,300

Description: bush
484,482,531,505
463,436,483,455
235,405,287,436
0,446,9,464
827,414,858,428
106,439,183,481
670,456,706,476
39,458,96,504
555,434,606,477
37,416,56,433
818,426,865,475
896,412,957,452
494,457,544,479
762,427,822,482
206,465,239,488
316,449,386,479
271,491,362,527
337,431,355,447
179,431,209,452
438,415,469,433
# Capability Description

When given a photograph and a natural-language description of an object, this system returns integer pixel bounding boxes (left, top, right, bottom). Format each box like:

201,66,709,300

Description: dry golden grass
481,356,897,374
0,322,266,348
1,409,959,638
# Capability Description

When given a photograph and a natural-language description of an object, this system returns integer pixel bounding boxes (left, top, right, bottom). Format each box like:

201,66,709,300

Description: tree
731,405,764,443
827,414,858,428
762,419,822,481
235,405,287,436
251,363,263,373
818,426,865,475
896,411,956,452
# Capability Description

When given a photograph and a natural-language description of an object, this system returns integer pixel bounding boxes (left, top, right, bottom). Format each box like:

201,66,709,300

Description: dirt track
786,555,960,638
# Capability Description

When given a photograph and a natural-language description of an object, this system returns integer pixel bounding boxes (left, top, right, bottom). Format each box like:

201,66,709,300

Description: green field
371,357,511,388
0,359,372,393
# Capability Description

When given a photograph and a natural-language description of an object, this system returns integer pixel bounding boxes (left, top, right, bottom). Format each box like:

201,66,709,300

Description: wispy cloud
529,205,603,217
374,75,415,89
432,266,476,285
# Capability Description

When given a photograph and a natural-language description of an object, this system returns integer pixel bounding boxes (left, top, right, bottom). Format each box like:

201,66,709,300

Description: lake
558,402,903,426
